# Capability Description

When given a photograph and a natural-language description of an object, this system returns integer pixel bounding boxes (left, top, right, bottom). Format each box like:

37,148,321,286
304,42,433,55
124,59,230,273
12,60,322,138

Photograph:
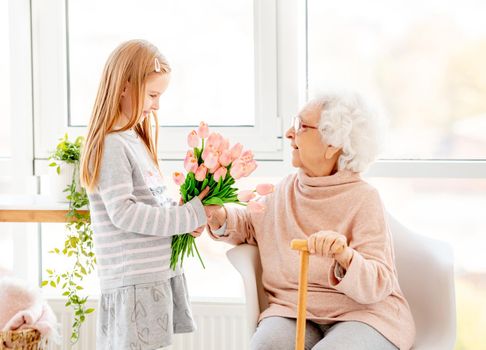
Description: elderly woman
205,92,416,350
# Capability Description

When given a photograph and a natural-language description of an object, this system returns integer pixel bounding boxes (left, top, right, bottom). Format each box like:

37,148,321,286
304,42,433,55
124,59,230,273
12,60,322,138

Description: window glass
68,0,255,127
308,0,486,159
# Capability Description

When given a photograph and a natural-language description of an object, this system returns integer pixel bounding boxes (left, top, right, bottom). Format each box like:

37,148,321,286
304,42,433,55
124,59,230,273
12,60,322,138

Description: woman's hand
307,230,353,269
204,205,227,231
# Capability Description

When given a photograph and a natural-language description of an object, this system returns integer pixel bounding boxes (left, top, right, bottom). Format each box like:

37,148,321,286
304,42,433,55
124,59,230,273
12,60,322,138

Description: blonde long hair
80,40,170,192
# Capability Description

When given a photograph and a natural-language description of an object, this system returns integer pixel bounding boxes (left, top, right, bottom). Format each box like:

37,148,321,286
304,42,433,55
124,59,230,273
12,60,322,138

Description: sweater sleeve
95,135,207,236
328,188,395,304
207,205,258,246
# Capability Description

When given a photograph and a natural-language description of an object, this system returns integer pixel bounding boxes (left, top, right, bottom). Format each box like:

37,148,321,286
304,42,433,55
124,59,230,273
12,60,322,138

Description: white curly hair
312,91,385,173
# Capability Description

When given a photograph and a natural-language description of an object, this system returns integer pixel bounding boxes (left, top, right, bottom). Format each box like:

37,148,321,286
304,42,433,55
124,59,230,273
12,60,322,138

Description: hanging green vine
41,134,96,344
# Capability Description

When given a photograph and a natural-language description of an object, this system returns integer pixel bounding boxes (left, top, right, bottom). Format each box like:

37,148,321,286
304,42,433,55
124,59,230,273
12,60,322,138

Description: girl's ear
121,82,130,97
325,146,341,160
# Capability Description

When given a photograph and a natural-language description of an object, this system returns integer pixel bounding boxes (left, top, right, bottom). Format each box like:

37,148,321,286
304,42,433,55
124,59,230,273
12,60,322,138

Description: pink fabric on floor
0,267,59,343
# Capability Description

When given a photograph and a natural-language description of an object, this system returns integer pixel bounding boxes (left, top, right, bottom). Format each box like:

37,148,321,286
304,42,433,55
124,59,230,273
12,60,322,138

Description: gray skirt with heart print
96,274,196,350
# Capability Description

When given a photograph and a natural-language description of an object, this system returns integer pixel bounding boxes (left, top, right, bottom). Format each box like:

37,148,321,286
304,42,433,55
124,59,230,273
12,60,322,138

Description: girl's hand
197,187,210,201
204,205,227,230
307,230,353,269
179,187,210,205
190,225,205,238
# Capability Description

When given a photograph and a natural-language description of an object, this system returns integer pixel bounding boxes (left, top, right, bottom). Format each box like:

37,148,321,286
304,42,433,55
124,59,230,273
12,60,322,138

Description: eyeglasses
292,116,318,134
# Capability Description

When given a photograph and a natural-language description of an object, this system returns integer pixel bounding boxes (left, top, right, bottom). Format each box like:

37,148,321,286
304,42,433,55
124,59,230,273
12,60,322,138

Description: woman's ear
325,146,341,160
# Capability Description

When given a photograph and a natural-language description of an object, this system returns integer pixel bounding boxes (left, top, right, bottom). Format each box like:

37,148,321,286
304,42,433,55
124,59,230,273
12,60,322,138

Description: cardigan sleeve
207,204,259,246
328,187,396,304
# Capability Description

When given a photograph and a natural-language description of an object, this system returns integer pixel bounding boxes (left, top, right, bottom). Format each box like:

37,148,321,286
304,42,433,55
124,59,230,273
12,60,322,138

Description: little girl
80,39,208,350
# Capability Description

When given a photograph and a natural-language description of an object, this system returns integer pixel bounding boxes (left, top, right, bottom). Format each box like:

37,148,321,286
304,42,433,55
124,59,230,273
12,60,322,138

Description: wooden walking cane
291,238,345,350
290,239,310,350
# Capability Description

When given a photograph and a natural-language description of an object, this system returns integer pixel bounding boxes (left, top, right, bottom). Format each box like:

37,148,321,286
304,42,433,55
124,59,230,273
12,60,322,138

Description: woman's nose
285,126,294,139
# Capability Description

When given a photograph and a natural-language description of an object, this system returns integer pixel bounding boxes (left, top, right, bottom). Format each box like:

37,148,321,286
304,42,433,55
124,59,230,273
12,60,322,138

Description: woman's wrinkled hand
307,230,353,269
204,205,227,231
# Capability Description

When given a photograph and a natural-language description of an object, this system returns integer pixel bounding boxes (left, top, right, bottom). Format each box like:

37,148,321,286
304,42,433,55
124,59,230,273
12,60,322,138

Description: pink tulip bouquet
170,122,274,269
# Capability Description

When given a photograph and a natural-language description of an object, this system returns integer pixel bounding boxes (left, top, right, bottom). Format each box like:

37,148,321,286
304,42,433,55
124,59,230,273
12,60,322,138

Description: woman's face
285,102,340,176
120,72,170,125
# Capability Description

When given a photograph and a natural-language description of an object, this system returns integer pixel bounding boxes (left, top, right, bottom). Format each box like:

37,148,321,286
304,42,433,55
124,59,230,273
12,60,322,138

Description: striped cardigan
87,131,206,291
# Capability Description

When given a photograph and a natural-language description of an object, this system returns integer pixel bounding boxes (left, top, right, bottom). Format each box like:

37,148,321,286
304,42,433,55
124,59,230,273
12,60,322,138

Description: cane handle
290,239,308,252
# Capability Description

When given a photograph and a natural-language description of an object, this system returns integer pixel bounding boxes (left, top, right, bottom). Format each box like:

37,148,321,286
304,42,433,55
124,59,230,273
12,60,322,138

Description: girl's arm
95,135,206,236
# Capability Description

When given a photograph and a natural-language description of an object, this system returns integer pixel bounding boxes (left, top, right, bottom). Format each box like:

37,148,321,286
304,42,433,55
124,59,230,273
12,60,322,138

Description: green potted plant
42,134,96,344
47,134,84,202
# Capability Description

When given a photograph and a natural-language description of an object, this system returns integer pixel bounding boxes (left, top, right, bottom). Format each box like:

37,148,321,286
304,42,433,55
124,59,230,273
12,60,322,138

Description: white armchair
226,214,456,349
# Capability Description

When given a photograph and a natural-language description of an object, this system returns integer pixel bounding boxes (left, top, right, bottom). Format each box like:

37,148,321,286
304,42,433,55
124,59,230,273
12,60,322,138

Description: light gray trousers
250,317,398,350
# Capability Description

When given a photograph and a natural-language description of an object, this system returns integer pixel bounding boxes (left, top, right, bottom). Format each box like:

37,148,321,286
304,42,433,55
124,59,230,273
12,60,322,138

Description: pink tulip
230,160,245,179
207,132,222,150
198,121,209,138
248,201,265,213
219,150,232,167
240,150,254,163
184,155,198,173
208,162,221,174
213,167,228,182
256,183,275,196
187,130,200,148
202,147,211,161
237,190,256,202
195,164,208,181
204,151,220,169
172,172,185,185
219,138,230,152
243,160,257,177
229,143,243,160
186,150,194,158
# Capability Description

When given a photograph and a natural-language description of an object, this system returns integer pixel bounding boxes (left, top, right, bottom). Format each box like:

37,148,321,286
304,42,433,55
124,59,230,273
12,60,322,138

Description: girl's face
120,73,170,125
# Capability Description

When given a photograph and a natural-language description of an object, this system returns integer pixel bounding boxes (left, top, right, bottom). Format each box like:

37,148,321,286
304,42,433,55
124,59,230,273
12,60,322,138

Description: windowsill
45,295,246,304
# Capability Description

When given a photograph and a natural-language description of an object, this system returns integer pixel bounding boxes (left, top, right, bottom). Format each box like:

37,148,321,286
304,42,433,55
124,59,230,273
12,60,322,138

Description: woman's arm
205,204,258,246
308,188,395,304
329,190,395,304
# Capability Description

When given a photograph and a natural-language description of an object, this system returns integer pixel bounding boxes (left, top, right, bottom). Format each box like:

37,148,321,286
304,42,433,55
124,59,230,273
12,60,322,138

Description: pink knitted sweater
211,170,415,349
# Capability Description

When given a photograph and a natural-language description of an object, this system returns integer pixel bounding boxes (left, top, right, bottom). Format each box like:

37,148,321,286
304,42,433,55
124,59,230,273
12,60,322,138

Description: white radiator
47,298,249,350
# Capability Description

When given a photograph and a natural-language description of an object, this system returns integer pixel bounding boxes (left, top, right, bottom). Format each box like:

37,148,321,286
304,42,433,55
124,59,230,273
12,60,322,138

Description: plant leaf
203,197,224,206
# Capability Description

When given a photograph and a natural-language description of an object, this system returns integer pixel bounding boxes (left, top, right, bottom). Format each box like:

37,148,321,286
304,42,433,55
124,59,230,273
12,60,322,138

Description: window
68,0,255,128
0,0,11,158
307,0,486,159
33,0,280,160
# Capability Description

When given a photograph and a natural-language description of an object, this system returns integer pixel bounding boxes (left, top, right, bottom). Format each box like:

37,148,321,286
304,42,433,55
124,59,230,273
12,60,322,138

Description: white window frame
32,0,282,173
4,0,34,181
3,0,40,284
